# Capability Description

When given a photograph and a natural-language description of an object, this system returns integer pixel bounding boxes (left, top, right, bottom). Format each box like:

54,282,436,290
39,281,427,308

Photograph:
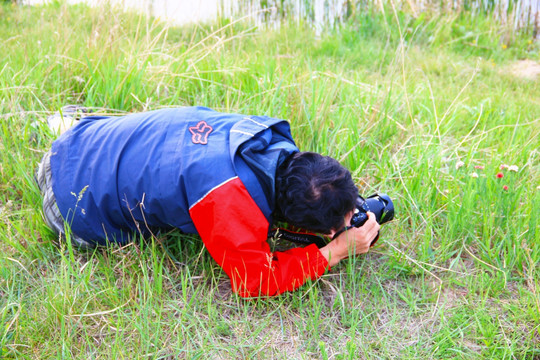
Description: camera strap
269,228,328,248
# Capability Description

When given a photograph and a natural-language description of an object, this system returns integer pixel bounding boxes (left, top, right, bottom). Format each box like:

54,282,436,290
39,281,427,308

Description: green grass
1,1,539,358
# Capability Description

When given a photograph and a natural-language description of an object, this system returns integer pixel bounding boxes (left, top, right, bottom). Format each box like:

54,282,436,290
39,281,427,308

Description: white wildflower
456,161,465,169
470,172,479,178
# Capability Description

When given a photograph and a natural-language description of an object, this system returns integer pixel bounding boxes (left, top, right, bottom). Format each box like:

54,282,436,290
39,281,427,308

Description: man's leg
36,151,95,249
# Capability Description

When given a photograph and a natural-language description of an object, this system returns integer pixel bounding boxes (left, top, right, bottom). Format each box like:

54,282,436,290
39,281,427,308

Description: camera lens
364,194,394,224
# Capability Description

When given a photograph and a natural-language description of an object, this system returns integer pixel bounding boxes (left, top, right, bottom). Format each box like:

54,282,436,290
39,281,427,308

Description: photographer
36,106,380,297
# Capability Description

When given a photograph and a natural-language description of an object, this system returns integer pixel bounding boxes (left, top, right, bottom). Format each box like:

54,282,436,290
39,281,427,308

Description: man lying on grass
36,106,380,297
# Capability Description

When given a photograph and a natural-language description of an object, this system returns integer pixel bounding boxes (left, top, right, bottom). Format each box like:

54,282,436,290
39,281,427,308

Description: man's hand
319,212,380,267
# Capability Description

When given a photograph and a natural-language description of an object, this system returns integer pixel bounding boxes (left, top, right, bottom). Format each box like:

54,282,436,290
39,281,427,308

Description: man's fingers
364,212,380,231
339,212,382,255
364,212,380,242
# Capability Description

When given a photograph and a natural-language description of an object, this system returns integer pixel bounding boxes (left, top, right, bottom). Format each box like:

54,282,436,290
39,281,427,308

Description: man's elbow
229,271,303,298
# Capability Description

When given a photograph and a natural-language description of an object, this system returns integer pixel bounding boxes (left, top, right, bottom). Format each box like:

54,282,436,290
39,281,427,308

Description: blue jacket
50,107,328,296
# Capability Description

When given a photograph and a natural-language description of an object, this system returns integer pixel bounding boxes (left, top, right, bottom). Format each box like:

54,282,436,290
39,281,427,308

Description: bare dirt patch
509,60,540,80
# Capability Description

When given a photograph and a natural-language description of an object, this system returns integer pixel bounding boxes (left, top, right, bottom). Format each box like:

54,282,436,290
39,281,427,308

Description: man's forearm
319,241,346,267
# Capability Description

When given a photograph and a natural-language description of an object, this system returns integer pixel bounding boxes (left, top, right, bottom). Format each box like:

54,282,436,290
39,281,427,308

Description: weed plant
0,1,539,358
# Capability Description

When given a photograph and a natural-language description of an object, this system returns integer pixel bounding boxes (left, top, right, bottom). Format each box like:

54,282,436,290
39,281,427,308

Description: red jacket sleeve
189,177,329,297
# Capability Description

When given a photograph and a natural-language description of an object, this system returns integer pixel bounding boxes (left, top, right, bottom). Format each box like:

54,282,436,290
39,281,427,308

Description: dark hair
275,152,358,234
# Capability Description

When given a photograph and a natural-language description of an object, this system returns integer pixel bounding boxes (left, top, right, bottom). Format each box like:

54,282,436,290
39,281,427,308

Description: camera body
346,193,394,246
351,193,394,227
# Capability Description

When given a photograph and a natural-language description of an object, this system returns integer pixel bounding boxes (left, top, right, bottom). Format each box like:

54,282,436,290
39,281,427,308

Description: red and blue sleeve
189,177,329,298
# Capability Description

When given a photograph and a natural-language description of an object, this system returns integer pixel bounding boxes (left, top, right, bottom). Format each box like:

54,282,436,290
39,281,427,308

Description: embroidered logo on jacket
189,121,213,145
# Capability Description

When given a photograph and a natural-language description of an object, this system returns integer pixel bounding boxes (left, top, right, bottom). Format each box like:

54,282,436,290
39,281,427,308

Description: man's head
275,152,358,234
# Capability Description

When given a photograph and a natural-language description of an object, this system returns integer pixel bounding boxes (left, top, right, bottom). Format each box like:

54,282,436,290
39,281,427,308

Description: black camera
351,193,394,227
333,193,395,246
